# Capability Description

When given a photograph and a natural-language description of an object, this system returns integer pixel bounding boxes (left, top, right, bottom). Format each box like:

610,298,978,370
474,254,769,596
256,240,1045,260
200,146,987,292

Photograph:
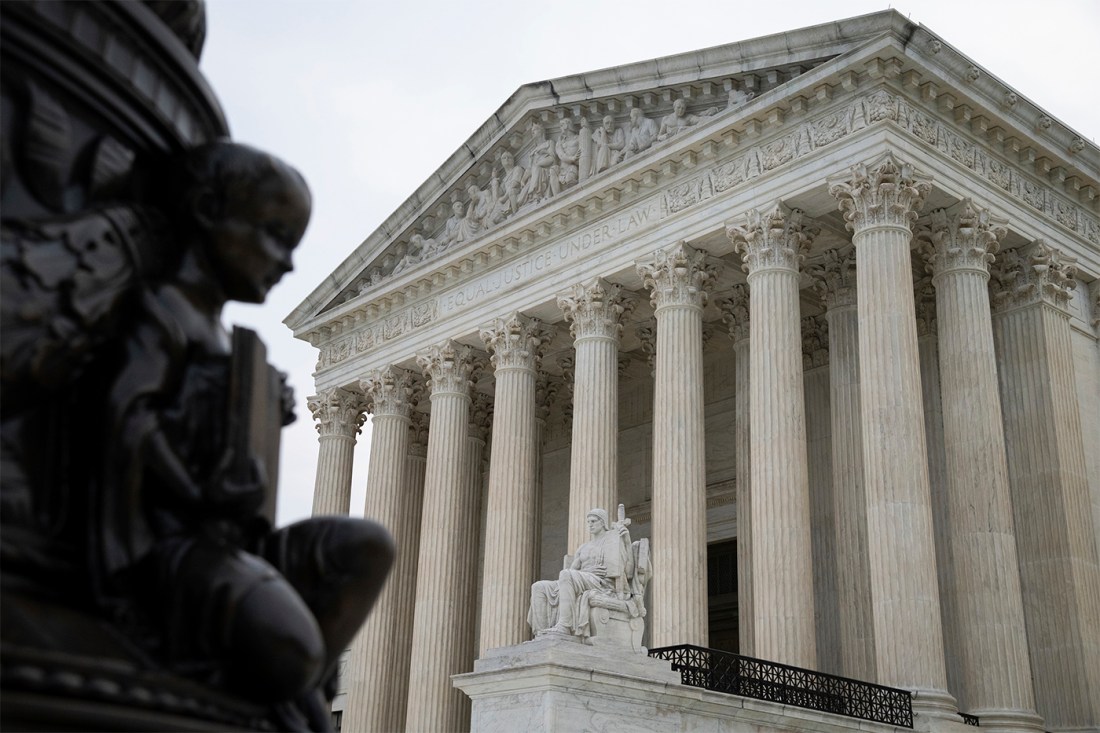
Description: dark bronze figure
1,3,393,730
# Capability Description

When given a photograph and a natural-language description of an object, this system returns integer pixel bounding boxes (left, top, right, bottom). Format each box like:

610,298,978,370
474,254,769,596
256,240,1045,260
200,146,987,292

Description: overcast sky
199,0,1100,526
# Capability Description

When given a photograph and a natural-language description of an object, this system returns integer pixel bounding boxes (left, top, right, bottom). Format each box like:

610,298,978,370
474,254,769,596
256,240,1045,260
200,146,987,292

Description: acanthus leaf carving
636,242,719,311
727,202,818,275
557,278,634,341
479,312,554,372
416,340,481,396
916,198,1007,280
801,314,829,369
829,152,932,233
808,247,857,309
307,386,368,438
718,283,750,343
359,365,420,419
990,240,1078,313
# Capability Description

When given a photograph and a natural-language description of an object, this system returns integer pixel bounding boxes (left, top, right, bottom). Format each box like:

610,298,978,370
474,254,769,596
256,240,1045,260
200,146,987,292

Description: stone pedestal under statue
454,636,974,733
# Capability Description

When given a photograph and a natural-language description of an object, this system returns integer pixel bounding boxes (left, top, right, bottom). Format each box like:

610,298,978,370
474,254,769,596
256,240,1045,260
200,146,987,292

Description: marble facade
288,11,1100,733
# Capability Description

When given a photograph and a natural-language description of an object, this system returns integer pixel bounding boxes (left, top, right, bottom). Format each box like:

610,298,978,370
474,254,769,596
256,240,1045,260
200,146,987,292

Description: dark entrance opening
707,538,739,653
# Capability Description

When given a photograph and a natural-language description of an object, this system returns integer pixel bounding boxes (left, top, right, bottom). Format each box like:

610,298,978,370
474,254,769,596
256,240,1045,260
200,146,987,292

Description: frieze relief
315,87,1098,373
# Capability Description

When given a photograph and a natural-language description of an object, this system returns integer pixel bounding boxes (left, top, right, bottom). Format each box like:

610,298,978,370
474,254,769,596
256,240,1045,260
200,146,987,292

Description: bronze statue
1,3,392,730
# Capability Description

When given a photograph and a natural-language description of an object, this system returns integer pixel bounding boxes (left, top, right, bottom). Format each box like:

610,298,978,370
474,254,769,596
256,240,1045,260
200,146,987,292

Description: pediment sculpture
528,504,651,653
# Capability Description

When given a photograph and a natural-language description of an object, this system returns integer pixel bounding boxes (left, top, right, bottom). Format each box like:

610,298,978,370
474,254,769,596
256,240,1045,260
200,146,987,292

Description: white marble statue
657,98,718,141
528,505,650,650
555,117,581,189
520,121,559,205
623,107,659,158
727,87,755,109
496,150,525,217
591,114,626,174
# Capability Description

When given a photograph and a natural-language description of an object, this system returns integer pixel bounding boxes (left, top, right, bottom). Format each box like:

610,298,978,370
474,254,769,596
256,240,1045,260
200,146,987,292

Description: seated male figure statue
528,505,650,652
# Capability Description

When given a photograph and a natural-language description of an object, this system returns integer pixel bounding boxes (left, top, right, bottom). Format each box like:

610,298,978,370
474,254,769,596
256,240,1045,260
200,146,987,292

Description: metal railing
960,712,980,726
649,644,913,728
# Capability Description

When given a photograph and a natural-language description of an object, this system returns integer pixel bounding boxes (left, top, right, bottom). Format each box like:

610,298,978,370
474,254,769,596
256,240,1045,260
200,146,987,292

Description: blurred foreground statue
0,3,393,730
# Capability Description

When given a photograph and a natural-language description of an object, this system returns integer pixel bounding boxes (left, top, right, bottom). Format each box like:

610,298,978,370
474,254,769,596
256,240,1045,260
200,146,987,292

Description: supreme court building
286,11,1100,732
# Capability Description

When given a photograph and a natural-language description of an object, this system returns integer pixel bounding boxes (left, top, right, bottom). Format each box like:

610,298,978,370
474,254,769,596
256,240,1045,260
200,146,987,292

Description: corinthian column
478,313,553,652
342,367,420,733
810,248,875,681
637,243,718,648
307,387,367,516
719,285,753,656
991,242,1100,731
829,154,953,713
917,202,1040,730
557,279,633,550
727,205,817,669
405,342,481,733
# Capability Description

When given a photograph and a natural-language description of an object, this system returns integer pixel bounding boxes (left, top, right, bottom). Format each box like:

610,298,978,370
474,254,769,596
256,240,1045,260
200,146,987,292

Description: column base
910,688,960,719
965,709,1045,733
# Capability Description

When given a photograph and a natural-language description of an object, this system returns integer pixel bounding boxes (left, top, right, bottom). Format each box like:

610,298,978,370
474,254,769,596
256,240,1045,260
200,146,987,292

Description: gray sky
199,0,1100,526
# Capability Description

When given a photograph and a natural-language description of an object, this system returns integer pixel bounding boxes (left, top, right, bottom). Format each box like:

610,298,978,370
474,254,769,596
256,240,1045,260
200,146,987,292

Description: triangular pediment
286,9,1099,340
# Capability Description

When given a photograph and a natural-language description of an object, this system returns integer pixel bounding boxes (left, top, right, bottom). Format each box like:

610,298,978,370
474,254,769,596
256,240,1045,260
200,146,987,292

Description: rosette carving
416,340,482,395
916,199,1007,280
307,387,368,438
718,284,750,343
358,365,420,418
808,247,857,309
829,153,932,232
479,312,554,371
726,203,818,275
557,278,635,341
990,240,1078,313
636,242,719,310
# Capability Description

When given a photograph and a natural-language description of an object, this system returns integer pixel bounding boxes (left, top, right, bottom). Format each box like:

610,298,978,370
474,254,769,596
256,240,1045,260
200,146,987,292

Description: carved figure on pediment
496,150,526,216
466,181,505,228
656,98,718,142
555,117,582,189
577,117,593,182
520,121,560,205
528,505,650,652
592,115,626,174
624,107,659,158
442,199,480,246
392,232,440,275
727,88,755,110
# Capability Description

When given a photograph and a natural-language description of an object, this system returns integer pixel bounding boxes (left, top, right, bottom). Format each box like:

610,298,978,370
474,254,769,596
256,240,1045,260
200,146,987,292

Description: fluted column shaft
343,368,419,733
721,286,753,656
478,314,550,652
991,243,1100,731
812,246,877,681
638,243,717,648
406,342,479,733
827,299,876,681
830,155,951,710
921,203,1039,729
308,387,367,516
558,280,630,550
728,206,817,668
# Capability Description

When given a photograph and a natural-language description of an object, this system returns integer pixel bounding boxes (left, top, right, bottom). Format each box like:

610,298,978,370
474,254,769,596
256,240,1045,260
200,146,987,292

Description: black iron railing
649,644,913,728
960,712,980,726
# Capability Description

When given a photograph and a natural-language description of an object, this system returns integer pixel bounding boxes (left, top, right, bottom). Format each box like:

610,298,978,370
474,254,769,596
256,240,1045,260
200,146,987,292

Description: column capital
829,152,932,233
359,365,421,419
727,203,818,276
635,319,657,373
307,386,367,438
801,314,829,369
718,283,751,343
480,312,555,372
417,340,482,396
535,373,561,424
636,242,719,311
408,410,429,458
914,277,938,337
468,391,493,443
557,278,636,341
917,199,1007,281
990,240,1078,314
809,247,857,309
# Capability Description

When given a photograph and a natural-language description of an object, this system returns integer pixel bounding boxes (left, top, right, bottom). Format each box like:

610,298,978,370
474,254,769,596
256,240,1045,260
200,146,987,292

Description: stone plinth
454,637,972,733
